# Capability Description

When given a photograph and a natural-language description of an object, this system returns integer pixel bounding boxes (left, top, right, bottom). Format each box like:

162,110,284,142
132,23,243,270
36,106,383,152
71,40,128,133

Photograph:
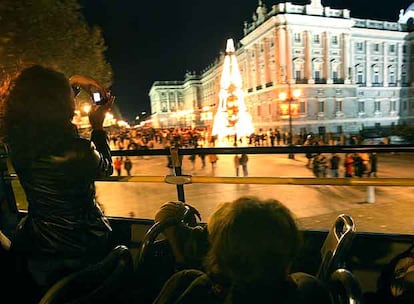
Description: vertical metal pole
288,97,295,159
170,146,186,202
366,186,375,203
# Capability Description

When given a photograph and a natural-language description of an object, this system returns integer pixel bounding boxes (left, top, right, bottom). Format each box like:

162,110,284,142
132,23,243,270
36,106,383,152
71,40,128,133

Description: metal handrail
105,144,414,157
4,174,414,186
3,145,414,207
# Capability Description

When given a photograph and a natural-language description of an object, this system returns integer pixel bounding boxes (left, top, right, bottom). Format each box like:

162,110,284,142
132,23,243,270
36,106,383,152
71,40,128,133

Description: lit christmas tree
212,39,254,145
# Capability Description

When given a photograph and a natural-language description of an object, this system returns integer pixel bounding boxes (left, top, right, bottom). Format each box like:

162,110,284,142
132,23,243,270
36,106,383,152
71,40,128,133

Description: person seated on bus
1,65,115,292
153,196,332,303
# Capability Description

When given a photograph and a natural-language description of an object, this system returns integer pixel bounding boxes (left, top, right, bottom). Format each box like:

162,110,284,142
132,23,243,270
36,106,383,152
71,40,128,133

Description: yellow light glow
117,120,130,128
293,89,301,99
279,92,287,101
82,104,91,114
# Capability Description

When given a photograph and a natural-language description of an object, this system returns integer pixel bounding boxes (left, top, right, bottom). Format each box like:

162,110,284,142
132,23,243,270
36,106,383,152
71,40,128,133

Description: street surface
96,151,414,234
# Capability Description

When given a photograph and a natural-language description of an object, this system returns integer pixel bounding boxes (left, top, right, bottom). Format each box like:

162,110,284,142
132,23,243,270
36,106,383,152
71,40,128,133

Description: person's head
3,65,76,160
205,196,301,285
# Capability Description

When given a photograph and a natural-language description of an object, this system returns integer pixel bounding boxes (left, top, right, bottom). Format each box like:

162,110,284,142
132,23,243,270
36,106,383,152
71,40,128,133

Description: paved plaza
96,151,414,235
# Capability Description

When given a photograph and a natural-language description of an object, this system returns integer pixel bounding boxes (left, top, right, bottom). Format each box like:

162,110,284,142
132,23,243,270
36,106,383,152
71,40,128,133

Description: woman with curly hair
2,65,115,293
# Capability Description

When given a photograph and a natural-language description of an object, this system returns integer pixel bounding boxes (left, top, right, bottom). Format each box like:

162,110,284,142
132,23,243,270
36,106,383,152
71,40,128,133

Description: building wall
149,1,414,135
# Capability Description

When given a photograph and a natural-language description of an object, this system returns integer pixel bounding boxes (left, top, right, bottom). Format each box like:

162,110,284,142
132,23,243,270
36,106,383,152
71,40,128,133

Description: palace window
300,100,306,114
372,64,381,84
294,33,302,43
401,65,408,83
356,42,364,52
374,101,381,112
313,34,320,44
358,101,365,113
390,100,397,112
373,43,380,52
331,60,340,80
389,44,396,53
313,59,323,80
318,100,325,113
388,65,396,84
335,99,343,112
331,35,338,45
293,59,305,81
357,71,364,84
161,102,168,112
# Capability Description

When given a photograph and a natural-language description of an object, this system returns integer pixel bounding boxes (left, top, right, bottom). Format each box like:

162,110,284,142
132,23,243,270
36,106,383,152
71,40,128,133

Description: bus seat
317,214,356,283
38,245,133,304
329,268,364,304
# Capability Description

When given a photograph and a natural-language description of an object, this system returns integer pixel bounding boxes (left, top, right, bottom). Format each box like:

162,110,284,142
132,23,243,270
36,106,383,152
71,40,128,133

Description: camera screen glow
93,92,101,102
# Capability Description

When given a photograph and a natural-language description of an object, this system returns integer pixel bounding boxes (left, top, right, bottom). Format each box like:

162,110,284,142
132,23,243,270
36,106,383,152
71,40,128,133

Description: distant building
149,0,414,138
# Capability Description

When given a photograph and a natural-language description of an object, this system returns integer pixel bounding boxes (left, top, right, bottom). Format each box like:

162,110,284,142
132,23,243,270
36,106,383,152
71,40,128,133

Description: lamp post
279,88,301,159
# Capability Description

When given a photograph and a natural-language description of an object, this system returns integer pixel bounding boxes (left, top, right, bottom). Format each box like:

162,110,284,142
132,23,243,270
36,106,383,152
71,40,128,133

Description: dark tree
0,0,112,87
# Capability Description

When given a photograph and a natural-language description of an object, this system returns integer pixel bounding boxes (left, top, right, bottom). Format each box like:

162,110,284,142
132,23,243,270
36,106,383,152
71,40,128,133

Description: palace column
245,48,252,90
324,32,332,84
383,42,388,87
263,37,271,85
254,43,260,87
305,30,313,83
342,33,351,84
285,28,293,83
278,26,287,83
365,41,371,87
272,31,279,84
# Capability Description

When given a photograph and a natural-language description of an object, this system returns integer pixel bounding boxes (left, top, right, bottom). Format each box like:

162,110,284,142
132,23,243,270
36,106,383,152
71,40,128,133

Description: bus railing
3,144,414,206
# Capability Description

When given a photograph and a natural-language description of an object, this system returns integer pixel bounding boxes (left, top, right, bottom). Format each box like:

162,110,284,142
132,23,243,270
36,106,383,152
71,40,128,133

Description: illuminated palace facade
149,0,414,136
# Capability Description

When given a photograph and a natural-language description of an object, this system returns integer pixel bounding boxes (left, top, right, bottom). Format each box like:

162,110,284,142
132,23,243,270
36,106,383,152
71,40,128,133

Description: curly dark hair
3,65,77,162
205,196,302,286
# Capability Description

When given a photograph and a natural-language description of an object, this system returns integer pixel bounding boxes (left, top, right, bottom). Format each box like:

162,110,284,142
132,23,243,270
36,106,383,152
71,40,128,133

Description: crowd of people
308,152,378,178
104,126,365,154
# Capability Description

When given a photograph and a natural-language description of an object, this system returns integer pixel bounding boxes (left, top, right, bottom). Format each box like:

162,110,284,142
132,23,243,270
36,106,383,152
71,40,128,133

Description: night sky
80,0,413,122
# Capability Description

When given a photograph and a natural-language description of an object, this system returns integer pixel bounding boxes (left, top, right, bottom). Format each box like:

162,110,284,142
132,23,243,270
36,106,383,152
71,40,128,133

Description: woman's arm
90,130,113,177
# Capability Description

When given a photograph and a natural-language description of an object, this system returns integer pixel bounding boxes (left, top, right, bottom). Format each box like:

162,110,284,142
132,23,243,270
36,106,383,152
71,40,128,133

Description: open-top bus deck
1,144,414,303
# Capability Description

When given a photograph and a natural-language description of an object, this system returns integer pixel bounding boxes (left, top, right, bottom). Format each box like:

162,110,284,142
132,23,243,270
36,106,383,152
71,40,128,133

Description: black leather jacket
11,130,113,257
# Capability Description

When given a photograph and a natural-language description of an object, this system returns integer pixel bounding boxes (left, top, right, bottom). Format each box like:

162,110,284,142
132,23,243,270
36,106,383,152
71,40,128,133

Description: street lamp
279,88,301,159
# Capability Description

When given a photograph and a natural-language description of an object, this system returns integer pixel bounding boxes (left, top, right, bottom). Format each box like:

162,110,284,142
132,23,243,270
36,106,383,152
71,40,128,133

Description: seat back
38,245,133,304
317,214,356,283
329,268,364,304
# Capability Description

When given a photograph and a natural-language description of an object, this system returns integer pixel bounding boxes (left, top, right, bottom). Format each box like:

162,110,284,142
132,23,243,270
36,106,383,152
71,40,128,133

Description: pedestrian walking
239,153,249,176
189,154,196,170
198,153,206,169
329,153,340,178
369,152,378,177
114,157,122,176
318,154,328,177
124,156,132,176
208,154,219,174
344,153,354,178
354,153,365,177
234,155,240,176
